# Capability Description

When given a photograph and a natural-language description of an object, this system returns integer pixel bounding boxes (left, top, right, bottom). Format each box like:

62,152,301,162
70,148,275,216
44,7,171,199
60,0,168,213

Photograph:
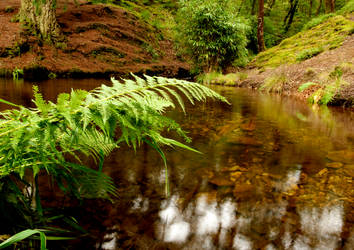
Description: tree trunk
309,0,313,17
327,0,335,12
284,0,299,32
19,0,62,41
251,0,257,15
317,0,323,15
257,0,265,52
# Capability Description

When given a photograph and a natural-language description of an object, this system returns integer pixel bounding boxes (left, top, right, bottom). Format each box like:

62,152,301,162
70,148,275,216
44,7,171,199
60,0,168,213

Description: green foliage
245,15,281,54
0,74,227,246
4,6,15,13
0,229,46,250
197,72,248,86
337,62,354,74
0,73,226,199
302,14,336,31
296,47,324,61
329,66,343,79
298,82,317,92
298,68,349,105
48,72,57,79
12,67,24,80
142,43,159,60
337,0,354,15
260,74,288,93
176,0,249,72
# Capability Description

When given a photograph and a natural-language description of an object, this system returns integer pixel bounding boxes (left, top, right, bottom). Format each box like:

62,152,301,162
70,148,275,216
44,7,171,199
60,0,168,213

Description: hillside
0,0,189,79
209,13,354,106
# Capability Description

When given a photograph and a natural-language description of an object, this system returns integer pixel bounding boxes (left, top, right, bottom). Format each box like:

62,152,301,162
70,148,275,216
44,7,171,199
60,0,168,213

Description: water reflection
0,79,353,249
155,196,347,250
296,205,343,250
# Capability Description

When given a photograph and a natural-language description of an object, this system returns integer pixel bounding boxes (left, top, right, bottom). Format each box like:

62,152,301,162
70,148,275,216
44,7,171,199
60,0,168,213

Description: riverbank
205,14,354,107
0,0,189,80
241,34,354,106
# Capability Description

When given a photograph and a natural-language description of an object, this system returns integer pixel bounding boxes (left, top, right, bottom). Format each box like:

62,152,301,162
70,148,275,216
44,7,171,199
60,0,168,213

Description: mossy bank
201,10,354,107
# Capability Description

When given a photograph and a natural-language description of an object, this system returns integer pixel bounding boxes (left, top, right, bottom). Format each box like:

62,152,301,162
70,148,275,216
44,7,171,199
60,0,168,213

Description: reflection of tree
154,193,351,249
294,205,344,249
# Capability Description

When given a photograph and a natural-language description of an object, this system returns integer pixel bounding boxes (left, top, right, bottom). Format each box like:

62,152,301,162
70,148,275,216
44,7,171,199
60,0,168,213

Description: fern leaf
298,82,318,92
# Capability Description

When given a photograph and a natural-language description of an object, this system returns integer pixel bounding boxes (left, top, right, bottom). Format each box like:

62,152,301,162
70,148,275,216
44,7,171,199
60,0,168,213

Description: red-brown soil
0,0,189,79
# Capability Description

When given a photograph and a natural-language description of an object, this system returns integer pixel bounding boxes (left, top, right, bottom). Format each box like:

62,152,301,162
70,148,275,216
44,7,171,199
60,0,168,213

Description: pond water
0,78,353,249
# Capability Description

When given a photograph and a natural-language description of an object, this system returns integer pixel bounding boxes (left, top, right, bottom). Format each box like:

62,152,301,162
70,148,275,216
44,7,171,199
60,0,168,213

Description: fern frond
0,75,227,200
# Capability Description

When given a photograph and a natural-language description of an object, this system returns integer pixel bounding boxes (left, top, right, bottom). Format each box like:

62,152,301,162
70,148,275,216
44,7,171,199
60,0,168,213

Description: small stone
317,168,328,176
209,176,234,186
326,162,343,169
228,165,241,171
230,172,242,181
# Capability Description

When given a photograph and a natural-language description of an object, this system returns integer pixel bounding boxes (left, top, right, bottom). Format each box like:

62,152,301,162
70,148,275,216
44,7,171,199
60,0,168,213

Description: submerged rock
209,176,234,186
326,162,343,169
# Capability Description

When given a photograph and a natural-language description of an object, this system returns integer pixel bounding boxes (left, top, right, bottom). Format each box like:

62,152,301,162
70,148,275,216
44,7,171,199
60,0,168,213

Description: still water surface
0,78,353,249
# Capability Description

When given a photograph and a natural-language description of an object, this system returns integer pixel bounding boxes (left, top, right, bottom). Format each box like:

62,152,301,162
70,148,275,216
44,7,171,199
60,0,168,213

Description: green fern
0,75,227,201
298,82,318,92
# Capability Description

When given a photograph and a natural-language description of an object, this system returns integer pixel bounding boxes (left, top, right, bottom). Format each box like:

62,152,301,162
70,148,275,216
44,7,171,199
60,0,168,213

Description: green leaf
0,98,22,108
298,82,318,92
0,229,46,250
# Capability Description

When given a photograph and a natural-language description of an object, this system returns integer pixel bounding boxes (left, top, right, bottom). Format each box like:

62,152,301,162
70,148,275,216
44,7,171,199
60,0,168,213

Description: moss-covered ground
251,15,354,69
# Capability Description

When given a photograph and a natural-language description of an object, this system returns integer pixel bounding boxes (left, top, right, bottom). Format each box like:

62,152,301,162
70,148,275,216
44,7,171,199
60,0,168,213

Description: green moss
302,13,336,31
296,47,324,61
251,15,354,69
337,0,354,15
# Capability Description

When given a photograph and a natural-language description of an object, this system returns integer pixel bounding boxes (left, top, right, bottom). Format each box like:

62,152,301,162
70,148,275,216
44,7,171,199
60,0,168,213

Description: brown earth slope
0,0,189,79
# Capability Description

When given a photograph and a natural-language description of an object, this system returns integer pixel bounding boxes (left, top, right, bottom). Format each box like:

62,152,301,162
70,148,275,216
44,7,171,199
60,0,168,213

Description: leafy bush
296,47,324,61
175,0,249,72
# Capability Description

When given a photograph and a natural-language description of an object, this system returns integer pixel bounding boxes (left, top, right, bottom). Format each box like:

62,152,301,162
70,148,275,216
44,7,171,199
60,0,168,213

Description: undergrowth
298,66,349,105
